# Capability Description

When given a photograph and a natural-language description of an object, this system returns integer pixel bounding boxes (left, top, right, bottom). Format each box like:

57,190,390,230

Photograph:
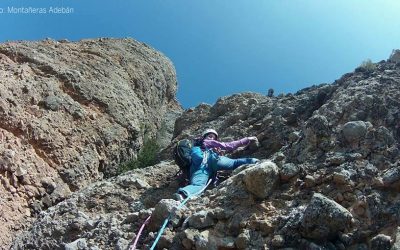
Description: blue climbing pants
178,149,258,197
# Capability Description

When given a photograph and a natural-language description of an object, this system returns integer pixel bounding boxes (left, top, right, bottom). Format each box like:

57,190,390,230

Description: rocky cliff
6,44,400,250
0,38,181,249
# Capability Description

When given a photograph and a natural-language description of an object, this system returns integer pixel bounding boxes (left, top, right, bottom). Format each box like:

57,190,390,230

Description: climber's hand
248,136,260,147
248,136,258,142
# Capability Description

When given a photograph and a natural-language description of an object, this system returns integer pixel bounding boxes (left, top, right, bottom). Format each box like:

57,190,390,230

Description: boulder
342,121,368,143
243,161,279,199
301,193,353,240
148,199,183,231
280,163,300,182
370,234,391,250
64,238,87,250
187,211,215,229
391,227,400,250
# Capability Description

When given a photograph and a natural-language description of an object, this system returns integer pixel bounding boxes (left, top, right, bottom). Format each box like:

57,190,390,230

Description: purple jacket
202,137,250,152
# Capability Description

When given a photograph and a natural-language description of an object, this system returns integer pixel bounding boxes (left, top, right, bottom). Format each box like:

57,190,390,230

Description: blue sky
1,1,400,108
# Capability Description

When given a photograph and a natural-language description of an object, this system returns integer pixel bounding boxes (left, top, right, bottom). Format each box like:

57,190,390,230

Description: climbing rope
129,214,151,250
149,178,212,250
149,151,211,250
130,150,211,250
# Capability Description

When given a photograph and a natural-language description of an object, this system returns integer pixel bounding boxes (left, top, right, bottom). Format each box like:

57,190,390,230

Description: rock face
6,44,400,249
0,38,181,248
11,162,180,250
389,49,400,63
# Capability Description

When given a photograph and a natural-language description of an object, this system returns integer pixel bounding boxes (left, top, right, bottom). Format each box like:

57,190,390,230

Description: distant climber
173,128,259,201
267,88,274,97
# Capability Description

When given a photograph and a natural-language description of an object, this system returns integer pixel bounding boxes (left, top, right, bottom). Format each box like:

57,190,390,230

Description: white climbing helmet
202,129,218,139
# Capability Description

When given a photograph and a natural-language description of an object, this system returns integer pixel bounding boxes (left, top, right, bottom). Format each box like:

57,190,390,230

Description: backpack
173,138,229,188
173,138,202,184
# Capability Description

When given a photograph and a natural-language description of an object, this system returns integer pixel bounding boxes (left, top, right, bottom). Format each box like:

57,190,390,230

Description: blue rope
150,179,211,250
149,196,190,250
150,151,211,250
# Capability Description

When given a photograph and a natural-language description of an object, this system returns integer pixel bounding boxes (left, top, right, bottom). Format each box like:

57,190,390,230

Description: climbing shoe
173,193,185,202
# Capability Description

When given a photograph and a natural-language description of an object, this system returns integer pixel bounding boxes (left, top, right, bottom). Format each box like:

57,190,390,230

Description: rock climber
174,128,259,201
